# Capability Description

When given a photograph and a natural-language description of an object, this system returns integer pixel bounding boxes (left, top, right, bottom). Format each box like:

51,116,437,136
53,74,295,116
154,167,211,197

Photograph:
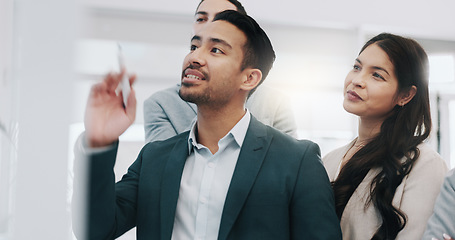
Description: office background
1,0,454,239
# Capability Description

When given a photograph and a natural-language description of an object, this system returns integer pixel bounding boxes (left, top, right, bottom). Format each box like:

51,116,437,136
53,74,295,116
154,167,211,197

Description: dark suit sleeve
72,141,144,240
290,141,342,239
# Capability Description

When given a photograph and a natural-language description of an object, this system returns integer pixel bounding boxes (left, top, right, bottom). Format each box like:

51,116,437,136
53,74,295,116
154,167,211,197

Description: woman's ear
398,85,417,107
240,69,262,92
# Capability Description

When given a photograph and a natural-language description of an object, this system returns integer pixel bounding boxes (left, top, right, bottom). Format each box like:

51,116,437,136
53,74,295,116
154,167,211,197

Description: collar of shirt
187,110,251,154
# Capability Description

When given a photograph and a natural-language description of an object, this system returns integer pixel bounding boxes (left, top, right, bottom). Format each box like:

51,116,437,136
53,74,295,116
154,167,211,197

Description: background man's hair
196,0,247,15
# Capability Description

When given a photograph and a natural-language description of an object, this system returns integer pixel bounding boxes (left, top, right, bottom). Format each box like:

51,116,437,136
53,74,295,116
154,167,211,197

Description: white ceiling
80,0,455,41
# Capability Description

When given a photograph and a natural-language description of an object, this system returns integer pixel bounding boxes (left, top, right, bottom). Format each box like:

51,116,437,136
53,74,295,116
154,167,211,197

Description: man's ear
240,69,262,91
397,85,417,107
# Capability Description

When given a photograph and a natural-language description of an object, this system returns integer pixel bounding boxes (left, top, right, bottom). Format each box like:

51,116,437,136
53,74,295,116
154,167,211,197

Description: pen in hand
117,43,131,107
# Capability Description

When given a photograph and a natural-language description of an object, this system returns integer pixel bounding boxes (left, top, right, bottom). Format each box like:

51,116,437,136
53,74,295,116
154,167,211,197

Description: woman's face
343,43,401,121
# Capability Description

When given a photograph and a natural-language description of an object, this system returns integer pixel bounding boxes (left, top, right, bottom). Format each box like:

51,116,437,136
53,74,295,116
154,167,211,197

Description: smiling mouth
181,71,206,87
185,74,201,80
347,90,363,101
182,66,207,82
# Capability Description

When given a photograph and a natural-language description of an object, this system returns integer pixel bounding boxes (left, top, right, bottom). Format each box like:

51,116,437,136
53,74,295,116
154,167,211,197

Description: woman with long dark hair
323,33,448,239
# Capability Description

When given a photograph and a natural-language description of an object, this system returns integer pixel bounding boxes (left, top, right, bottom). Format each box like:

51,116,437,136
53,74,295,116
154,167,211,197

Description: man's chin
178,88,196,103
178,89,210,105
181,81,194,88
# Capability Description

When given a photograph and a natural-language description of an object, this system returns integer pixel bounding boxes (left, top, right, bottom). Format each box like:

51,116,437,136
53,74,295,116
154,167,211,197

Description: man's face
193,0,237,33
179,20,247,107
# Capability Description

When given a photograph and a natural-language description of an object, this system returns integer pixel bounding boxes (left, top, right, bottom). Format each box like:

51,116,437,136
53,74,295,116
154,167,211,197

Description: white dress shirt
171,111,251,240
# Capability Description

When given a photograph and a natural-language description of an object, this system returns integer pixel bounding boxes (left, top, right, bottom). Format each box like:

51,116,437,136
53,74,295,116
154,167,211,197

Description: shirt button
208,162,215,168
200,197,207,204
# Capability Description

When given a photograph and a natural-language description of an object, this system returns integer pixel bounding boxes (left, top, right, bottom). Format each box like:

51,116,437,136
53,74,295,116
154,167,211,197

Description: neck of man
195,102,247,154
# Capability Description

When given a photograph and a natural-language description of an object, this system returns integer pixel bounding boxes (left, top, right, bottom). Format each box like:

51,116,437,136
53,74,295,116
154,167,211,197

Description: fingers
122,73,137,118
88,72,122,98
83,68,137,148
432,234,455,240
107,69,136,94
125,88,137,121
95,70,134,98
443,233,453,240
128,73,137,86
105,72,122,93
89,82,104,96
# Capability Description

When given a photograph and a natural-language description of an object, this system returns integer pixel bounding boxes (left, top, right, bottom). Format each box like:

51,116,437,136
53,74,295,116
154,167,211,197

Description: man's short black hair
213,10,275,94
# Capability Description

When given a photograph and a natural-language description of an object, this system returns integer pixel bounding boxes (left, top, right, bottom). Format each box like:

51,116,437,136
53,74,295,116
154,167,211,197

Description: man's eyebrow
191,35,201,42
190,36,232,50
195,11,208,16
210,38,232,49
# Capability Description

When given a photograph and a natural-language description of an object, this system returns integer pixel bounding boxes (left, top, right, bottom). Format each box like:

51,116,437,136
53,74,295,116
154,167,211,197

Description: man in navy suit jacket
73,10,341,240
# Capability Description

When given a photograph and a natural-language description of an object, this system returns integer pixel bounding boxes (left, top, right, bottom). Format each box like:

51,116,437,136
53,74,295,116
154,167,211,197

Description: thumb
125,88,136,122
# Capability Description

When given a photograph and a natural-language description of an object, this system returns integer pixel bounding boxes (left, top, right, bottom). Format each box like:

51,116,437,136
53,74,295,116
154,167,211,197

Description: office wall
3,0,79,239
0,0,14,238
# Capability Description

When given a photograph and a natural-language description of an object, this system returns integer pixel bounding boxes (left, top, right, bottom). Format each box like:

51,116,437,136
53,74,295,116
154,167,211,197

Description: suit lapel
159,133,189,240
187,101,197,114
218,116,273,240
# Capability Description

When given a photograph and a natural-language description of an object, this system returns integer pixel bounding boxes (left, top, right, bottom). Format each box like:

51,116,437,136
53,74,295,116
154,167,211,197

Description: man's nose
188,48,206,67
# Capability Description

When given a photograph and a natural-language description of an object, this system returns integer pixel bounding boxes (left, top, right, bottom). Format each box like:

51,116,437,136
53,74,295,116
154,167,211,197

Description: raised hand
84,70,136,148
